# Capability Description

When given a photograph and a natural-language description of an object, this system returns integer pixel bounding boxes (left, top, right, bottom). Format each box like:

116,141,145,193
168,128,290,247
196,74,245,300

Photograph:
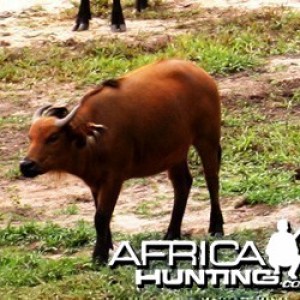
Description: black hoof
93,254,108,266
210,232,224,238
111,24,126,32
73,22,89,31
209,222,224,237
92,248,109,266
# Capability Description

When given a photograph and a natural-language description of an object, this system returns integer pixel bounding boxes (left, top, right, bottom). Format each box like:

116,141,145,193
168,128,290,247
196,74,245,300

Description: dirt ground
0,0,300,236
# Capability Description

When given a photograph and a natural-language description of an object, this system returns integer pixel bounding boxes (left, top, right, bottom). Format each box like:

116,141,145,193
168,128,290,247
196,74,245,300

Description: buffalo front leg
111,0,126,32
73,0,91,31
194,140,223,236
93,179,122,264
165,160,193,240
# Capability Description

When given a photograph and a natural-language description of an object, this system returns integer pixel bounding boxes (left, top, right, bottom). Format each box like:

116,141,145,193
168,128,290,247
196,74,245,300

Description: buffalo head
20,104,106,178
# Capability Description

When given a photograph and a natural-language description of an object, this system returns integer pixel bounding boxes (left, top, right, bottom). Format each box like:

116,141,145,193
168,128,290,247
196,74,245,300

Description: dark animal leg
73,0,91,31
194,141,223,236
92,190,98,208
111,0,126,32
164,160,193,240
136,0,148,12
93,179,122,264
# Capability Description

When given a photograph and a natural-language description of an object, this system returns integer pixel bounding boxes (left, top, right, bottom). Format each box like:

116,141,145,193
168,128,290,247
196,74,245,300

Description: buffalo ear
86,123,108,137
46,107,69,119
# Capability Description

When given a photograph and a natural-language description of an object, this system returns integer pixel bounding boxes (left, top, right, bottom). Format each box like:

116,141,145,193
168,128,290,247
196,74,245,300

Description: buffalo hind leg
93,179,122,264
111,0,126,32
164,160,193,240
194,140,223,236
73,0,91,31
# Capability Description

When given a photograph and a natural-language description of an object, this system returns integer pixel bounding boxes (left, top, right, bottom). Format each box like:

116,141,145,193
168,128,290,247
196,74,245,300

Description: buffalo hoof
93,246,109,266
73,22,89,31
111,24,126,32
93,254,109,266
210,232,224,238
209,222,224,237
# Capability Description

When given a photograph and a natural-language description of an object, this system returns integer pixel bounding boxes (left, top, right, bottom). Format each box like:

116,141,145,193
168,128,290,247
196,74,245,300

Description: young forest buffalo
20,59,224,264
74,0,148,31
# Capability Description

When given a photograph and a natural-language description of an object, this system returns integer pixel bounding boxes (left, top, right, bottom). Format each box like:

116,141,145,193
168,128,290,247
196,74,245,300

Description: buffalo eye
46,133,60,144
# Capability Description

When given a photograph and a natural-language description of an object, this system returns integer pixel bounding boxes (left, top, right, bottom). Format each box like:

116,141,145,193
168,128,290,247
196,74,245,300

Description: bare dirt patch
220,56,300,121
1,173,300,235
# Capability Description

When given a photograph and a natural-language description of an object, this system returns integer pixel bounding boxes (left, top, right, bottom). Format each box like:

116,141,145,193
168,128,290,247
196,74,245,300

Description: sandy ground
0,0,299,237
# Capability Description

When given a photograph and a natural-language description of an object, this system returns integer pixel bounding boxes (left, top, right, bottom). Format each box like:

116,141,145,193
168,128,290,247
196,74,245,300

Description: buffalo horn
32,105,52,122
55,105,80,127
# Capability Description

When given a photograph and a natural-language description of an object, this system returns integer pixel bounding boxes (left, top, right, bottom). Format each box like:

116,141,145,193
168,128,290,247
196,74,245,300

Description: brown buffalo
20,59,223,264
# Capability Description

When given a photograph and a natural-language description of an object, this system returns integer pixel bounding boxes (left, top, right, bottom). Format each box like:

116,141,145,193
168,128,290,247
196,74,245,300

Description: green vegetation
221,120,300,204
190,101,300,205
0,222,94,251
4,165,22,180
1,9,299,85
0,116,29,130
135,198,170,217
0,222,273,298
57,204,80,216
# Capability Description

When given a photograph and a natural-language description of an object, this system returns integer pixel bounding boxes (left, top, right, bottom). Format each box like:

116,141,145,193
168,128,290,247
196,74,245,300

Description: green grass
1,9,299,86
0,249,91,288
56,204,80,216
0,222,95,252
190,102,300,205
0,222,275,299
221,104,300,204
289,89,300,107
135,199,169,217
4,166,22,180
0,116,29,130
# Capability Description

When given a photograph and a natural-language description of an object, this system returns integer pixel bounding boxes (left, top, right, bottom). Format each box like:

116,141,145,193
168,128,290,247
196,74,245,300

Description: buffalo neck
63,138,105,187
